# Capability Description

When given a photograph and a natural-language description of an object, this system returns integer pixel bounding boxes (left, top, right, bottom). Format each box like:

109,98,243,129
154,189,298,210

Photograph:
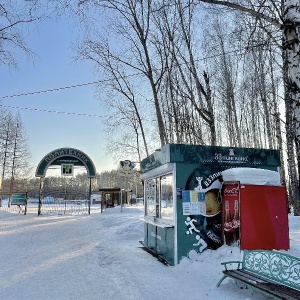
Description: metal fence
39,199,90,215
0,197,93,215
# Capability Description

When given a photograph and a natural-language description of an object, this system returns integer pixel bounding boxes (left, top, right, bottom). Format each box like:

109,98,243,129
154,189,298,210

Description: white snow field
0,205,299,300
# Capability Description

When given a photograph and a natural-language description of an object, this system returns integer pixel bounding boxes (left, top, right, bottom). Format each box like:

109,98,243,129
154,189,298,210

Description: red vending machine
222,168,289,251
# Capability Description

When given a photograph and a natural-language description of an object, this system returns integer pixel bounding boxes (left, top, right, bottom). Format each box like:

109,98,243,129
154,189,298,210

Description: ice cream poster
182,177,223,252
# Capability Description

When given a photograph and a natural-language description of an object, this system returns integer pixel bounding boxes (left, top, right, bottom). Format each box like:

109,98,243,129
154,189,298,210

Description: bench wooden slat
224,270,300,300
225,269,269,285
256,282,300,300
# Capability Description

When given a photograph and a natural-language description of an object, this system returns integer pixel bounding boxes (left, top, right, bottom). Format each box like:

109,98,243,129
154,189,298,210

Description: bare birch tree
77,39,150,161
202,17,242,147
0,112,14,206
78,0,167,147
8,114,31,192
152,1,216,145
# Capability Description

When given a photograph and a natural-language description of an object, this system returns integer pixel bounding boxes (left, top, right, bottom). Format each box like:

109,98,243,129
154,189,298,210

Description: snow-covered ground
0,205,299,300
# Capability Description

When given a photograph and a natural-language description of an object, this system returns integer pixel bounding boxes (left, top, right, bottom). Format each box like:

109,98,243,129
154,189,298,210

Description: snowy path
0,208,187,300
0,206,298,300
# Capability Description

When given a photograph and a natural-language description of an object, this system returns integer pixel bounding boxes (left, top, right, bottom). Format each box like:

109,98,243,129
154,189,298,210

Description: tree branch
198,0,282,28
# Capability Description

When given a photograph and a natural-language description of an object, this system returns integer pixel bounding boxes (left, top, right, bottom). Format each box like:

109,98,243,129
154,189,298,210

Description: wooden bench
10,193,28,215
217,250,300,300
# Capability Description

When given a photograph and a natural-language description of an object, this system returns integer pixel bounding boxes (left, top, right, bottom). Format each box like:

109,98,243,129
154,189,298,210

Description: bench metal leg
216,275,227,287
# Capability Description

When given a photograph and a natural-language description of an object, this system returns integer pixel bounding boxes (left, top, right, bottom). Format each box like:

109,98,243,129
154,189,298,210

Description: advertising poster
182,177,223,255
222,182,240,247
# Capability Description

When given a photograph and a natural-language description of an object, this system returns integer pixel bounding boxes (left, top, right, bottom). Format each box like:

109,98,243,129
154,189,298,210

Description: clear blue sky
0,16,116,177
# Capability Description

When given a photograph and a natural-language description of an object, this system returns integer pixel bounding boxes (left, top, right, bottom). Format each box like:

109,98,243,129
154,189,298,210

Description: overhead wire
0,37,282,117
1,39,281,99
0,104,105,118
0,80,101,99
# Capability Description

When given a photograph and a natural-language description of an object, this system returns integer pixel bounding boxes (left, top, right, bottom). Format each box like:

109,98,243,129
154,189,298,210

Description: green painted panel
140,144,280,174
144,223,175,265
177,198,222,263
157,227,175,265
140,145,170,172
169,144,280,166
146,223,157,251
11,193,27,205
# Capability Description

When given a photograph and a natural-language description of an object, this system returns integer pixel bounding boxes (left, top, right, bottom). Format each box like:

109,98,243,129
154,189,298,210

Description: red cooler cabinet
239,184,289,250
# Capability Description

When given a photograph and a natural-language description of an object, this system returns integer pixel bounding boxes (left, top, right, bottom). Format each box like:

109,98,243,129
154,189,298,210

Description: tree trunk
283,0,300,215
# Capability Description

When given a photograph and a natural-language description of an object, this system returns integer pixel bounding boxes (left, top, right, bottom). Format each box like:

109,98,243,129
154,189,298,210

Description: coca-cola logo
224,187,239,196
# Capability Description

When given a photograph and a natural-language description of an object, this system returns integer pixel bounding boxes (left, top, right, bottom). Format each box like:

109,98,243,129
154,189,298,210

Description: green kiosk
140,144,286,266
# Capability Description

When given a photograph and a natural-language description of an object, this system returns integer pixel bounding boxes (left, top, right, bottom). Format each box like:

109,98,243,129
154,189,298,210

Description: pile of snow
222,168,281,186
0,205,298,300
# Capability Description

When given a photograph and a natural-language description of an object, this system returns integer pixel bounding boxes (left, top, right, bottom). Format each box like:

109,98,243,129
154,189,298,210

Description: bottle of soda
224,200,234,245
232,200,240,246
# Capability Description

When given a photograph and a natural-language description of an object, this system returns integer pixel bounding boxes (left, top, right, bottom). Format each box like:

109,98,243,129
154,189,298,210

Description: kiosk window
160,175,173,220
145,178,157,217
145,174,174,222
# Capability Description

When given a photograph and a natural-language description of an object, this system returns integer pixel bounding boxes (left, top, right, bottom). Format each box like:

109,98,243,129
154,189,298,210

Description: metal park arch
35,147,97,215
